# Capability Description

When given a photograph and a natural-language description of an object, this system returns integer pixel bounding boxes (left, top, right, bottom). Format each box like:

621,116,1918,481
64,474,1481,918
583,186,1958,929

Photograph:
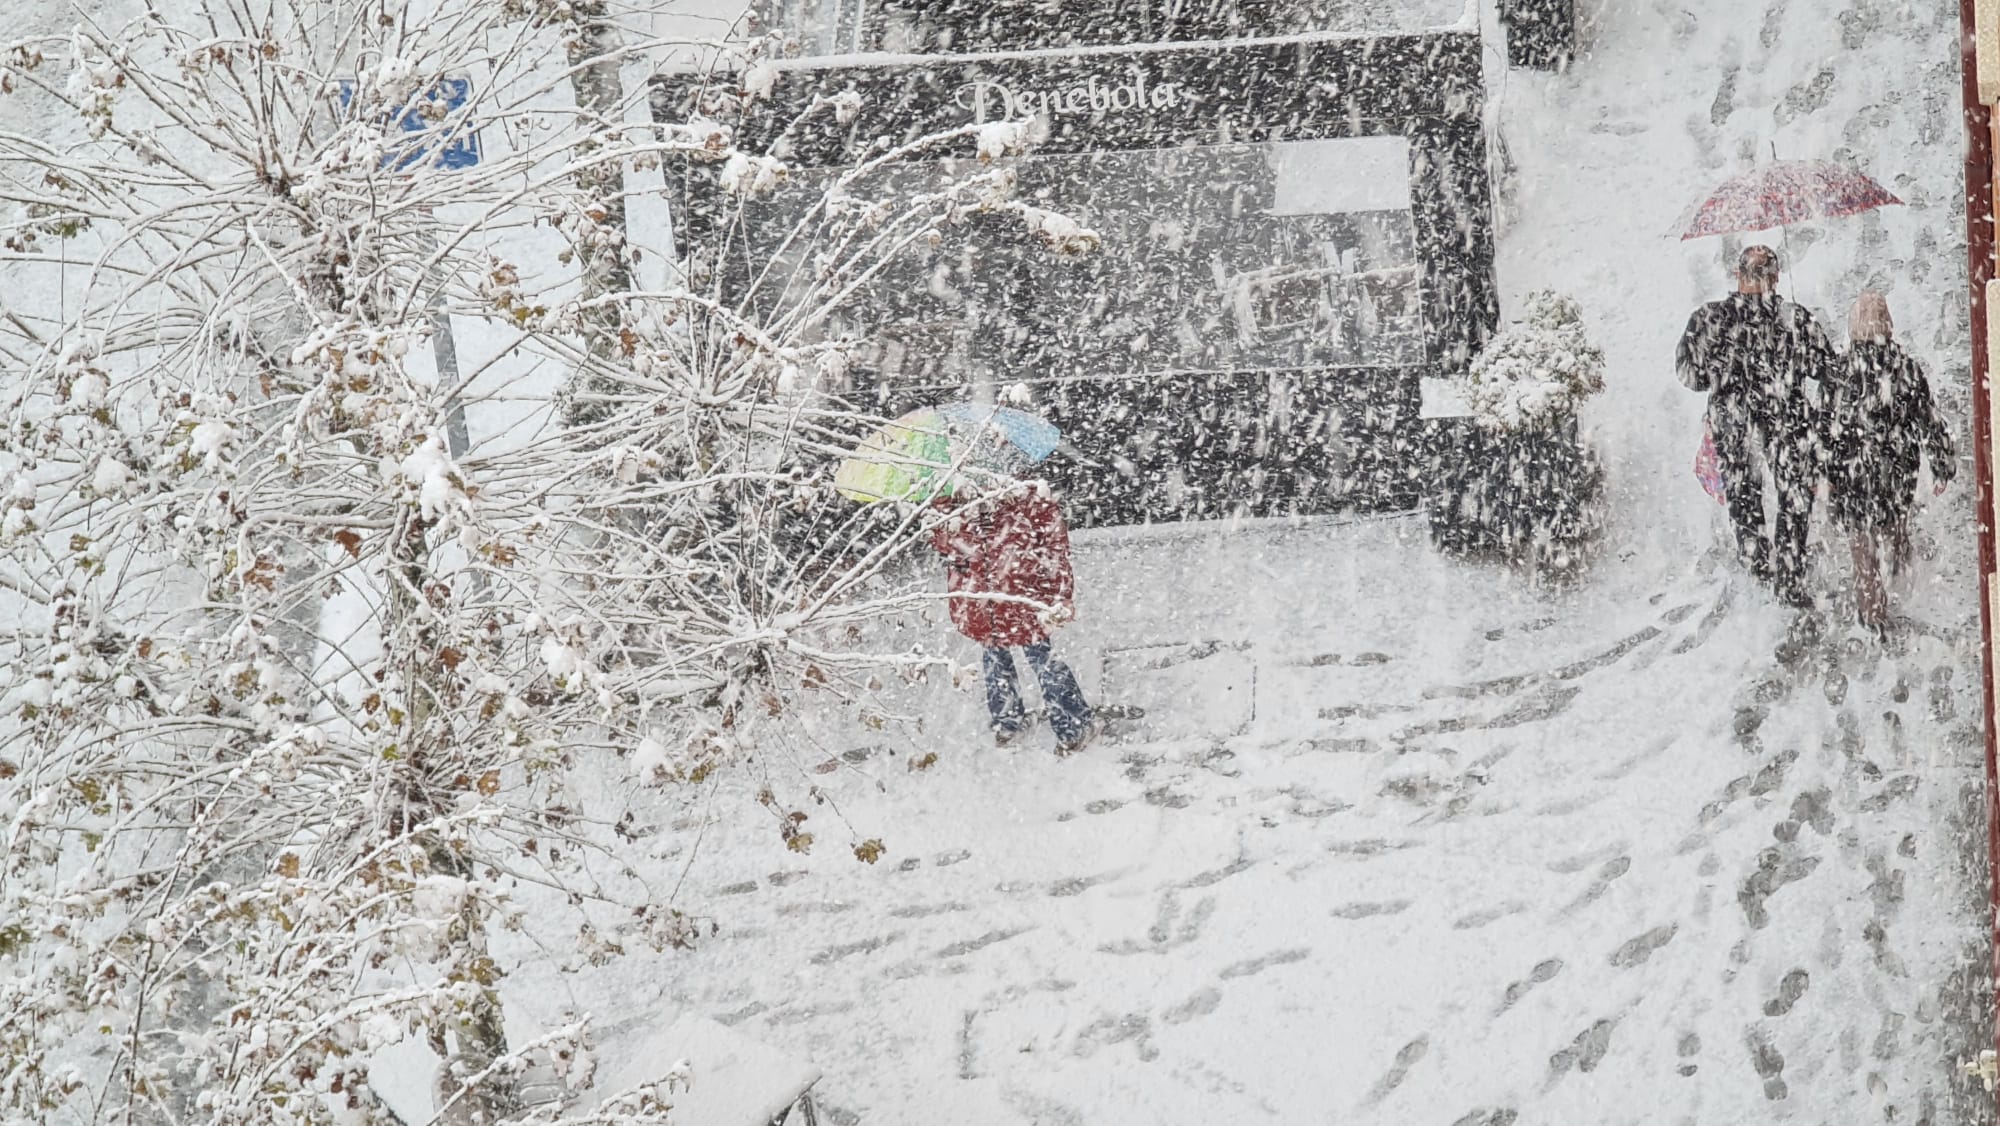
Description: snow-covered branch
0,0,1089,1121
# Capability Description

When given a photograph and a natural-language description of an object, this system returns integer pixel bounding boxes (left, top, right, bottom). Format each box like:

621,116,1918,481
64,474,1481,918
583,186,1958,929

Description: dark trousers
983,642,1093,746
1712,417,1813,598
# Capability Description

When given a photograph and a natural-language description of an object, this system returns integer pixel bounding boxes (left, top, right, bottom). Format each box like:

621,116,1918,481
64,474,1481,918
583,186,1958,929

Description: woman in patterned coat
1824,291,1955,630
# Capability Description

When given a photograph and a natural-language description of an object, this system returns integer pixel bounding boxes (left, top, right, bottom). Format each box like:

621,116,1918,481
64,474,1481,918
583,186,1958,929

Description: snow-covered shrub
1430,291,1606,576
1464,290,1606,431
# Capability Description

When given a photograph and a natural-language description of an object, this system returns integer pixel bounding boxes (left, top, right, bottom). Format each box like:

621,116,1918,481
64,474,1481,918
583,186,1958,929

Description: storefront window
750,136,1420,394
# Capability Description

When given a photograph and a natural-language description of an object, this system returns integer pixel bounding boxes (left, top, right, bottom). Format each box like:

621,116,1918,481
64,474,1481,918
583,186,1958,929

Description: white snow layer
482,1,1994,1124
0,0,1966,1119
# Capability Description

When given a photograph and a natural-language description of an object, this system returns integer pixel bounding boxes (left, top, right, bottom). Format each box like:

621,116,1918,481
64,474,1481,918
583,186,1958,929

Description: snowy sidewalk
506,517,1991,1124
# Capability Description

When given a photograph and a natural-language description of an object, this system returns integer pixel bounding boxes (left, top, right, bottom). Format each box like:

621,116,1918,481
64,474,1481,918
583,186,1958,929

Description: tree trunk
387,514,518,1122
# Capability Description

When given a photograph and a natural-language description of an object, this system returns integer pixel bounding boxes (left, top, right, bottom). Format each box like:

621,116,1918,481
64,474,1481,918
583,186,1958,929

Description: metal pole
432,295,470,458
1957,0,2000,1070
417,218,470,458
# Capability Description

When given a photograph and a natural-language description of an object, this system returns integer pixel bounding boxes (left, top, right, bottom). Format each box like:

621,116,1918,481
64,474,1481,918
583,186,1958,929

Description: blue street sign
335,76,481,172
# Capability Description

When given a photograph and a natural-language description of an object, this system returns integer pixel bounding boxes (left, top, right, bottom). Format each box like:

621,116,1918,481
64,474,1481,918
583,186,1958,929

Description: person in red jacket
929,479,1098,754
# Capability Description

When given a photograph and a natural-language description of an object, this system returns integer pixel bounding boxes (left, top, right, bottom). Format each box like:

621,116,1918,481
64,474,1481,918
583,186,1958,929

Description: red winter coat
929,485,1076,649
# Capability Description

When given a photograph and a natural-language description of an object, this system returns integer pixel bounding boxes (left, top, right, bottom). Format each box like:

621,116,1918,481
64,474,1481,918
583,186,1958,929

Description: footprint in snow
1871,1011,1905,1061
1531,791,1601,817
1774,787,1833,841
1660,600,1703,625
1494,958,1564,1016
1710,67,1739,125
1594,737,1672,781
1762,968,1810,1017
1862,918,1908,977
1101,892,1213,955
1178,858,1254,889
887,901,966,919
1747,749,1797,798
1218,947,1310,980
1547,842,1627,874
1453,901,1528,930
1677,1031,1701,1077
1330,899,1412,920
774,899,853,917
1047,872,1117,898
1864,854,1906,918
1670,590,1732,654
1856,774,1920,813
1161,986,1221,1025
1558,855,1631,915
809,933,901,965
1738,848,1821,929
1745,1029,1788,1100
1731,704,1765,745
764,999,856,1026
1609,924,1677,969
1324,837,1419,858
934,927,1032,960
999,1088,1084,1126
1929,664,1956,722
1071,1011,1158,1062
714,1001,767,1027
1547,1018,1617,1082
1381,771,1454,806
1363,1036,1428,1104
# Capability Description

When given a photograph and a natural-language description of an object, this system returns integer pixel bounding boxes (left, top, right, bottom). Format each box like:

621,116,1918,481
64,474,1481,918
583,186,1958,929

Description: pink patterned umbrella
1678,160,1902,240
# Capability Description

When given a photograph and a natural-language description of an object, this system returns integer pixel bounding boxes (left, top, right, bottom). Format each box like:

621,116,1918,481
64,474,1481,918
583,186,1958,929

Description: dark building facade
654,1,1498,526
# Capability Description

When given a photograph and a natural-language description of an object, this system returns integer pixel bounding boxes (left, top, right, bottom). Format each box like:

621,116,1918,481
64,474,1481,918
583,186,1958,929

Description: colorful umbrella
1677,159,1901,240
834,403,1059,504
930,402,1060,460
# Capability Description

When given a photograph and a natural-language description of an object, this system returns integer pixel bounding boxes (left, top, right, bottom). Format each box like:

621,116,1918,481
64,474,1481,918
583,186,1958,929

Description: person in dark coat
930,479,1098,755
1676,244,1839,607
1825,291,1955,630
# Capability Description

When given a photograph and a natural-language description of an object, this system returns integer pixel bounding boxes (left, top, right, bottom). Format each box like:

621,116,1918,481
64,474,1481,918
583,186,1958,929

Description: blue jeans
984,642,1093,746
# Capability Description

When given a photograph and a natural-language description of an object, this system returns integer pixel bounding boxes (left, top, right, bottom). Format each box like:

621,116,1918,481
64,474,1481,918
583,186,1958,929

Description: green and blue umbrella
834,402,1060,504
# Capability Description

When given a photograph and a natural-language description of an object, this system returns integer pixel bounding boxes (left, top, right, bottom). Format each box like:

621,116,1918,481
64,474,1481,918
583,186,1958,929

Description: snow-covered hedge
1464,290,1606,430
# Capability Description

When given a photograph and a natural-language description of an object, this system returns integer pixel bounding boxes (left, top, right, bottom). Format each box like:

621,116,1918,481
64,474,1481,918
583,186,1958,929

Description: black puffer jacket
1676,293,1838,447
1824,339,1955,532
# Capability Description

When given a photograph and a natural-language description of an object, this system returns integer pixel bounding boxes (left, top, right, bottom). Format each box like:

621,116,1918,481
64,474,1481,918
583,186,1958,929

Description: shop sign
954,69,1191,123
